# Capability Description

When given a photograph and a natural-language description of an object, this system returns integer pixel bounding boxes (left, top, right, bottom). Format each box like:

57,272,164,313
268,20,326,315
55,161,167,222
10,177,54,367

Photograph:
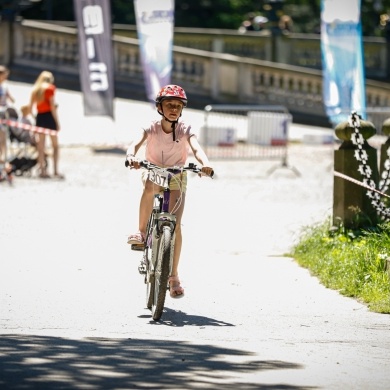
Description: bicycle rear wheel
151,226,173,321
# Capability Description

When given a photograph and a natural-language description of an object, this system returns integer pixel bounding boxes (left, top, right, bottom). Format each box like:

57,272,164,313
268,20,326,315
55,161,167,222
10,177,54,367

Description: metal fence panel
201,105,292,162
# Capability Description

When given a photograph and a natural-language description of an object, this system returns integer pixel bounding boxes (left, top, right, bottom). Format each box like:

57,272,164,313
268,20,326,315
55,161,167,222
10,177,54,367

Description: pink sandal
168,276,185,299
127,231,145,245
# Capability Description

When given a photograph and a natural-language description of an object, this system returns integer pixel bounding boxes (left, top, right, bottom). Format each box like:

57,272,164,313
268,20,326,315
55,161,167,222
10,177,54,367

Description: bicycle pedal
138,262,147,275
131,243,145,251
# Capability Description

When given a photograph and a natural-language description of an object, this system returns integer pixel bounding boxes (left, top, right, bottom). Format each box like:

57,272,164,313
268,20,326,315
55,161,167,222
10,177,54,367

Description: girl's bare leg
50,134,60,176
139,179,157,235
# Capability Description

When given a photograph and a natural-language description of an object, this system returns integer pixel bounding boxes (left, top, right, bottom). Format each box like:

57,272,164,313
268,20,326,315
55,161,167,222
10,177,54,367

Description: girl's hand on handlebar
200,166,214,177
126,154,141,169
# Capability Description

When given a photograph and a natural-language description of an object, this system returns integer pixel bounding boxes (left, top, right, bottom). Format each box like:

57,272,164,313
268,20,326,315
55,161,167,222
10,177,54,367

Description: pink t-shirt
144,120,194,166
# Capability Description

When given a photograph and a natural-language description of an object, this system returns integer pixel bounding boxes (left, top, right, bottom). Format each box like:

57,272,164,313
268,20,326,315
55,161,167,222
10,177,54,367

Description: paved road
0,82,389,389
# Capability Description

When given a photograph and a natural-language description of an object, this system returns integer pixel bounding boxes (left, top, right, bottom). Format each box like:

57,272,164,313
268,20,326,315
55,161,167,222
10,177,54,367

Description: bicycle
125,159,213,321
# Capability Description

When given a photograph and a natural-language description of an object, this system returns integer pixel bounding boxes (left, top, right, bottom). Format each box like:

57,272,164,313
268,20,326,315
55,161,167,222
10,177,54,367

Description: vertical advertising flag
74,0,114,118
321,0,366,126
134,0,174,103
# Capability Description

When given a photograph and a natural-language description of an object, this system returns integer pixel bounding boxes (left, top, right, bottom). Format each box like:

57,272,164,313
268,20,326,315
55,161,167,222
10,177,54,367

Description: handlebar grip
125,159,147,169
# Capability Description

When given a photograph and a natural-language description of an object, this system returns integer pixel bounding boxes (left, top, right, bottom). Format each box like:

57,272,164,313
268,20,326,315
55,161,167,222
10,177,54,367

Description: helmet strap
171,120,176,142
162,116,177,142
159,106,181,142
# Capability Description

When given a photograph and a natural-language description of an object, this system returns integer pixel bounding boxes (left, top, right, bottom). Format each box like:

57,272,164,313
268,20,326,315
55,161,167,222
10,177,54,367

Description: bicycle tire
145,214,156,310
145,249,154,310
151,226,172,321
146,275,154,309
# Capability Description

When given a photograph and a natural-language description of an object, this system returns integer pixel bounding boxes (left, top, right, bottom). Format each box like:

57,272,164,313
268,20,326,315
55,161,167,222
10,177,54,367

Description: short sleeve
44,84,55,100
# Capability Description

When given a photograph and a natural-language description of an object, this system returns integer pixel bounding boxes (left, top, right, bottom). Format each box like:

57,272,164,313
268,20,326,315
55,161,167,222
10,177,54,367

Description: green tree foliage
2,0,390,37
174,0,259,29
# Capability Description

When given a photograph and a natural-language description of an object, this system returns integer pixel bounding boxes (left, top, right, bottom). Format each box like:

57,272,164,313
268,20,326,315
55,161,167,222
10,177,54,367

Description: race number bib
148,168,169,188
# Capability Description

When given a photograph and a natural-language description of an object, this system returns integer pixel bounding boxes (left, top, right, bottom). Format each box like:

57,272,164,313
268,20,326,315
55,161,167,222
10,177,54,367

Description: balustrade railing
1,19,390,127
114,25,388,79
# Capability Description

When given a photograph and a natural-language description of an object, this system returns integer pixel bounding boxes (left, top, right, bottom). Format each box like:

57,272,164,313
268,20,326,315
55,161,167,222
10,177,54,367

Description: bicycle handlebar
125,159,214,178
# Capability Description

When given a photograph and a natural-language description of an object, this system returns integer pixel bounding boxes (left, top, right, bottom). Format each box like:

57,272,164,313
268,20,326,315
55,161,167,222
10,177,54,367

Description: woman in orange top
29,71,63,179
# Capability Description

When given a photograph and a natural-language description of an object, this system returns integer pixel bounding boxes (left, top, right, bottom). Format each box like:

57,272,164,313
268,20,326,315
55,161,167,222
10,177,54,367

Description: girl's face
161,99,183,121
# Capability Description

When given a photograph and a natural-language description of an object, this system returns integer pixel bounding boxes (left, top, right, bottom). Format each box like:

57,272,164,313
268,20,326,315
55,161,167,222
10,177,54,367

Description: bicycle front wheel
145,249,154,310
152,226,173,321
144,214,156,310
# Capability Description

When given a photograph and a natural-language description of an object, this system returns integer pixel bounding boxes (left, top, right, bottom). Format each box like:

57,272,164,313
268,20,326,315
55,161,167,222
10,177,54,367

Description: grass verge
291,219,390,314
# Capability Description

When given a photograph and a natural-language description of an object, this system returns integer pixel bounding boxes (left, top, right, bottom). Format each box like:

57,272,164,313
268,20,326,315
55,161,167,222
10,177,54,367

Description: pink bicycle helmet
155,84,187,107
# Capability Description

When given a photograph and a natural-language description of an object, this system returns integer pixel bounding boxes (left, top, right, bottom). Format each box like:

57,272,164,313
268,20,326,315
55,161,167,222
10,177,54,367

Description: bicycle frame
146,179,177,276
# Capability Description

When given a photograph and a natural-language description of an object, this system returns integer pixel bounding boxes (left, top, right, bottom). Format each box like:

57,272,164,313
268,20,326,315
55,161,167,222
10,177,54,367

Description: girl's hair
32,71,54,102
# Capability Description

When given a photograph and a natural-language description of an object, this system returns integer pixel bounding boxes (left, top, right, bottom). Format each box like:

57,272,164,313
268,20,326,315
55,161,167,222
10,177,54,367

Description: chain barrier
340,111,390,221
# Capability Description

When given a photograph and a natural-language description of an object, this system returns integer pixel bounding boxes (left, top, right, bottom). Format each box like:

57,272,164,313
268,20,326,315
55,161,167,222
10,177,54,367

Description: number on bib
149,168,169,188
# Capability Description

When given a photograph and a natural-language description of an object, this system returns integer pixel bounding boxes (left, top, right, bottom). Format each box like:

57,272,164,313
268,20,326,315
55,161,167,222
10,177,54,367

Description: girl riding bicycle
126,84,213,299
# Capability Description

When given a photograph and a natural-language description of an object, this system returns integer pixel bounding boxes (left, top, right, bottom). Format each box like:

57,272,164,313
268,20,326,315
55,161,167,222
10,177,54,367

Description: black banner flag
74,0,114,118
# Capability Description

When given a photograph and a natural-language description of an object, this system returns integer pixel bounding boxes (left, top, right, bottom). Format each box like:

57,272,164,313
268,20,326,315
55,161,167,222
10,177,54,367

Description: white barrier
199,126,237,146
202,105,292,162
247,111,291,146
201,104,300,174
199,111,243,146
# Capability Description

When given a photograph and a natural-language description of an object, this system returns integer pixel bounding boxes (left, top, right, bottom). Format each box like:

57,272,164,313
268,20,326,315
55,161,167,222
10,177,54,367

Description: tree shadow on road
0,334,318,390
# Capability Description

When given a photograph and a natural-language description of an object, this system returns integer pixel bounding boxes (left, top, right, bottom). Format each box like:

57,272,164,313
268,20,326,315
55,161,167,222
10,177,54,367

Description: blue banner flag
74,0,114,119
134,0,174,103
321,0,366,126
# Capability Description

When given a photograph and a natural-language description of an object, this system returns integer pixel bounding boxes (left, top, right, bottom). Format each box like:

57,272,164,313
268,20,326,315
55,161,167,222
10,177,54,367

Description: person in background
29,70,64,179
238,13,268,34
241,12,258,31
20,104,33,125
0,65,15,107
279,15,293,35
19,104,37,146
0,65,15,182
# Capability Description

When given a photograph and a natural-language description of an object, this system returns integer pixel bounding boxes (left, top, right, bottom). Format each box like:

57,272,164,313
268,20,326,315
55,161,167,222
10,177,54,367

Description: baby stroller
4,106,39,177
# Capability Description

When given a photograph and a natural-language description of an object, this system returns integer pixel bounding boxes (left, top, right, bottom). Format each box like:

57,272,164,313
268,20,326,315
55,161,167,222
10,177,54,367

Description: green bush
292,220,390,313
